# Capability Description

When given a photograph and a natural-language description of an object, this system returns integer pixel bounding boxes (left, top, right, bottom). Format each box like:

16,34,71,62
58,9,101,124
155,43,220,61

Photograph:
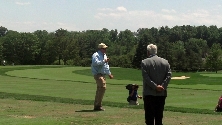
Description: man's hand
138,96,143,99
105,58,109,63
156,85,164,92
109,74,113,79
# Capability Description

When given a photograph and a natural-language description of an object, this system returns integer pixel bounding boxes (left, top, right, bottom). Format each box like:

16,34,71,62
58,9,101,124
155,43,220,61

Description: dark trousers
215,106,222,112
144,95,166,125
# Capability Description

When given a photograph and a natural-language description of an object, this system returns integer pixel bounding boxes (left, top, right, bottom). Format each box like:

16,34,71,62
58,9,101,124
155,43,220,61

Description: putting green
3,66,141,85
5,67,92,82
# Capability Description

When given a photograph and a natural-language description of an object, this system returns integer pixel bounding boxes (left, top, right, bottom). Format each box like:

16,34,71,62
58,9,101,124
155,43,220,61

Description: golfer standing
91,43,114,111
141,44,171,125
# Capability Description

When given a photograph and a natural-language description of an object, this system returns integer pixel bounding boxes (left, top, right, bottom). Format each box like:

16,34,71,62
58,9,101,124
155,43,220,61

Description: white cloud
94,13,108,19
15,2,31,5
128,10,156,17
57,22,65,26
2,21,78,32
162,15,176,21
94,6,222,31
179,10,209,24
109,13,122,18
97,8,113,11
190,9,210,18
95,7,128,20
97,6,127,12
3,5,222,32
41,22,78,31
161,9,176,13
116,6,127,12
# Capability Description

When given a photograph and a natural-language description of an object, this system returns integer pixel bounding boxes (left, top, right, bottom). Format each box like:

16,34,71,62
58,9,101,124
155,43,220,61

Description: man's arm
141,61,157,90
129,90,134,97
91,53,106,66
161,64,172,89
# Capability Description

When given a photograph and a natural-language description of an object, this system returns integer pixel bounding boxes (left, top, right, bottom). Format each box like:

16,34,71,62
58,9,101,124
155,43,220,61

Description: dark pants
215,106,222,112
144,95,166,125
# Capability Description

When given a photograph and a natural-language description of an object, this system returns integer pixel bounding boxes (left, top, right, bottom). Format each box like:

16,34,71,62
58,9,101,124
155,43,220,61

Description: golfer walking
91,43,114,111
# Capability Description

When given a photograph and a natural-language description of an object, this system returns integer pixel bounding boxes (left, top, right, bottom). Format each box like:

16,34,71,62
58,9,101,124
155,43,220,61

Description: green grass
0,65,222,125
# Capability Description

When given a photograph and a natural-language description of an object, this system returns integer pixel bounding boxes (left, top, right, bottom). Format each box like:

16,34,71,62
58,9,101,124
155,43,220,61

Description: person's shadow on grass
75,110,95,112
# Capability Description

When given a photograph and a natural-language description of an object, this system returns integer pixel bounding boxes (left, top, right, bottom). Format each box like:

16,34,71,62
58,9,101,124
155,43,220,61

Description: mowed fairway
0,66,222,125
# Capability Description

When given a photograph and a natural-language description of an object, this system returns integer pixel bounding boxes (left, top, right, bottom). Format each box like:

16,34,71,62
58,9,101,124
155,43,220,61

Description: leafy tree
184,38,208,71
132,28,154,69
205,43,222,73
196,25,208,39
0,26,8,37
33,30,51,64
0,39,3,61
149,27,159,38
62,32,80,65
116,29,136,55
218,27,222,45
109,29,118,42
45,38,57,64
181,25,197,42
167,41,186,70
16,32,39,64
54,28,69,65
206,25,219,47
2,31,38,64
77,30,100,61
2,30,20,64
156,26,170,59
169,26,182,42
2,25,222,70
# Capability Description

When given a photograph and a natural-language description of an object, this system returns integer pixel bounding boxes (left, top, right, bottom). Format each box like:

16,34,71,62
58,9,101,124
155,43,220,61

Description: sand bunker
171,76,190,79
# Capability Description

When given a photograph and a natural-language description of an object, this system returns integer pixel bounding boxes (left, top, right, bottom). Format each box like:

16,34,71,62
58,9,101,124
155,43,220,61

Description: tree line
0,25,222,72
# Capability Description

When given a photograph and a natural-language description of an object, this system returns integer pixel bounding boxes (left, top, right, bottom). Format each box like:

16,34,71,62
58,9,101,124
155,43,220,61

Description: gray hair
147,44,157,55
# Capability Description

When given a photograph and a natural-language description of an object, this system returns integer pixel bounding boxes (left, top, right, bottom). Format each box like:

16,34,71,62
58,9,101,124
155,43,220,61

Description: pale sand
171,76,190,79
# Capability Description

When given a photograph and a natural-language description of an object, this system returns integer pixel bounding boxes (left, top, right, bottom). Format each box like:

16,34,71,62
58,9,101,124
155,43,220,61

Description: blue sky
1,0,222,32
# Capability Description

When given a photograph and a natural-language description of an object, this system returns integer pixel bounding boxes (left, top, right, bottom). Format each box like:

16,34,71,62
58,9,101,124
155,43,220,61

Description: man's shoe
93,107,105,111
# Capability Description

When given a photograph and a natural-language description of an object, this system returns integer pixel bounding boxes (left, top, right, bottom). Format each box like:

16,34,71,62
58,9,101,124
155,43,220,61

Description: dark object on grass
127,96,131,102
215,106,222,112
214,95,222,112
